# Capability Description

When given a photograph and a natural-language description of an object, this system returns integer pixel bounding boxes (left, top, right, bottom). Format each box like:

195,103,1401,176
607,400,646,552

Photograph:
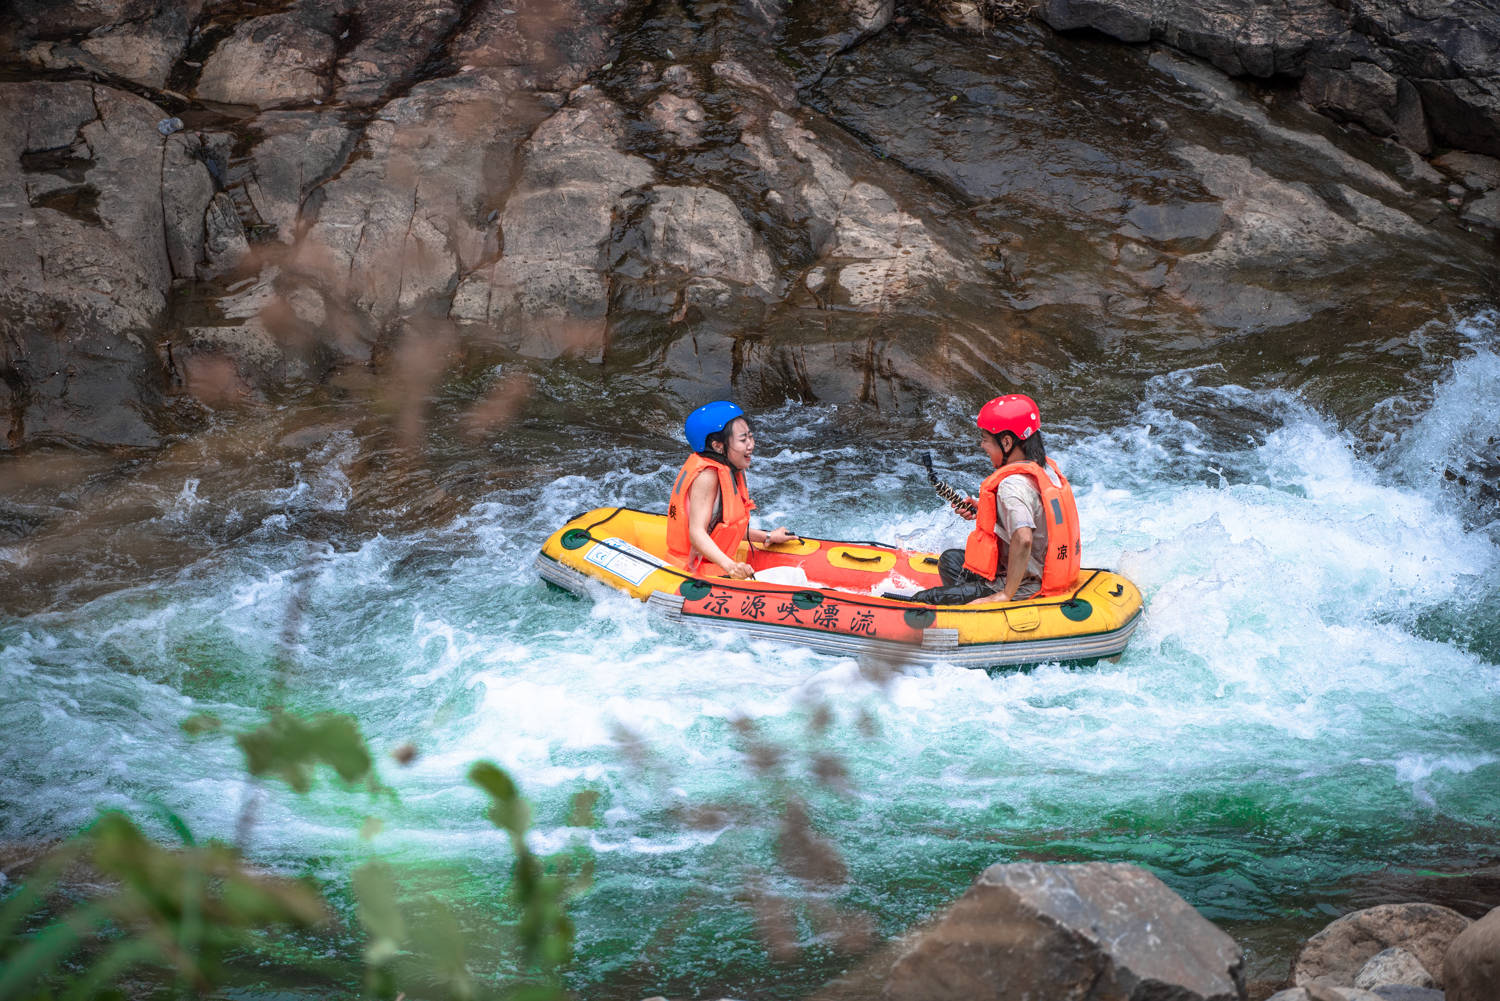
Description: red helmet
976,394,1040,439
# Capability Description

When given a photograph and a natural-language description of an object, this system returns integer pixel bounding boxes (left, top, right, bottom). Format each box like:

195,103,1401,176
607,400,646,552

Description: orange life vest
665,453,755,573
962,458,1081,596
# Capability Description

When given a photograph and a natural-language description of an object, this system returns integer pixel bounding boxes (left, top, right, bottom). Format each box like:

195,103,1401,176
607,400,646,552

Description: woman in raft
910,393,1081,605
665,401,796,579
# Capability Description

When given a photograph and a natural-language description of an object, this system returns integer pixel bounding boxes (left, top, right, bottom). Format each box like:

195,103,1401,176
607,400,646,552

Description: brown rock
237,111,354,243
0,81,188,448
1265,988,1383,1001
1036,0,1500,158
1293,903,1471,990
1442,904,1500,1001
1353,946,1434,990
2,0,203,88
1433,151,1500,193
449,87,654,360
161,132,218,279
332,0,464,105
883,862,1245,1001
195,8,338,109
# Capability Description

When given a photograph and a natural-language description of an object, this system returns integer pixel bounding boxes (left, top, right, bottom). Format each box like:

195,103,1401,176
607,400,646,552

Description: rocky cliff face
2,0,1496,449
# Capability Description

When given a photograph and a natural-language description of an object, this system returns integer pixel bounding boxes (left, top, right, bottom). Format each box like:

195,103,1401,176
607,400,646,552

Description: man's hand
766,526,799,545
955,497,978,521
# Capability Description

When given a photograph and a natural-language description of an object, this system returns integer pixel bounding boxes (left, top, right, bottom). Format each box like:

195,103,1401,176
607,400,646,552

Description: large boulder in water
1292,902,1471,991
882,861,1246,1001
1442,904,1500,1001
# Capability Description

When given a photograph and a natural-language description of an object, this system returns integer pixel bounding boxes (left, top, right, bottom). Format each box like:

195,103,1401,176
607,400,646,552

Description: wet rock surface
0,81,179,448
0,0,1497,451
1292,902,1471,991
882,861,1246,1000
1036,0,1500,158
1442,905,1500,1001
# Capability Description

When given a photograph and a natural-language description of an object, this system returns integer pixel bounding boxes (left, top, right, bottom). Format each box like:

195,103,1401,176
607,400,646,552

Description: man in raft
911,394,1081,605
665,401,797,579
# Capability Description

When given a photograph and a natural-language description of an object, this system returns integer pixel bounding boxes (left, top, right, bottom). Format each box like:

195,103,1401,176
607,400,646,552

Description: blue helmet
684,400,744,452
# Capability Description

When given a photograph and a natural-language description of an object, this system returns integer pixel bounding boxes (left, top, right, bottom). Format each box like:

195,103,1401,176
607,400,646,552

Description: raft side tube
538,506,1145,668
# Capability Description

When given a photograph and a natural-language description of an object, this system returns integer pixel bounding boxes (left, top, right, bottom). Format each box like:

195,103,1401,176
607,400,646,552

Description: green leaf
470,761,530,838
180,713,222,736
353,861,405,967
149,800,197,847
408,901,475,1001
237,711,374,793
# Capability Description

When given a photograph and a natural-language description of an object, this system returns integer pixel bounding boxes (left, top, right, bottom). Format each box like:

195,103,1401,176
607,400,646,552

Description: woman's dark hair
991,428,1046,465
1019,429,1046,465
702,415,752,457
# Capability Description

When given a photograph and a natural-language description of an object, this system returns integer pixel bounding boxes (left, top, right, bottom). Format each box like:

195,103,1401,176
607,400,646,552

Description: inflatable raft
536,507,1144,669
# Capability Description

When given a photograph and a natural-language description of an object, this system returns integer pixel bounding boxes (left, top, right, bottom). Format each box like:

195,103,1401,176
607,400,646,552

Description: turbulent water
3,311,1499,998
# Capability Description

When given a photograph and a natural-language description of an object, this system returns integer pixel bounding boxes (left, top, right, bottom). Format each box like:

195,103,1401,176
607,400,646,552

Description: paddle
922,452,977,517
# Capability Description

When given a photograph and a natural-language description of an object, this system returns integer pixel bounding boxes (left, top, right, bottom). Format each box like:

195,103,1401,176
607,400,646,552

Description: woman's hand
765,526,798,545
726,561,755,580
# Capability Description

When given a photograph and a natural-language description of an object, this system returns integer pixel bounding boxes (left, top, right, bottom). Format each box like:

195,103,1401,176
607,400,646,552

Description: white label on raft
583,537,664,586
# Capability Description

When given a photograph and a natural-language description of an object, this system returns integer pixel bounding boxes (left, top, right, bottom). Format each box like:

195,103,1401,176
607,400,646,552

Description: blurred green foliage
0,812,325,1000
0,711,595,1000
237,711,378,794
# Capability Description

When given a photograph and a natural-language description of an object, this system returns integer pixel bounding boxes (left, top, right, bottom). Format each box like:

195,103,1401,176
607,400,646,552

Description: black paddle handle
922,453,977,517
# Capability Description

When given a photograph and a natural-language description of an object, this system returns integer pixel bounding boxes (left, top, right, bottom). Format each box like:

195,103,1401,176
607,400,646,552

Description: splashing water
2,315,1499,998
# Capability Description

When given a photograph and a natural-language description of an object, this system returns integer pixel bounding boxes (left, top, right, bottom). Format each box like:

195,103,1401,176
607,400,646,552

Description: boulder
1293,903,1471,990
1300,62,1430,153
236,111,354,243
194,7,339,109
1266,989,1383,1001
882,862,1245,1001
295,78,531,326
1442,904,1500,1001
199,193,250,280
332,0,465,105
450,88,655,360
0,81,196,448
740,112,981,312
1433,151,1500,192
161,132,218,279
1353,947,1435,990
1035,0,1500,158
1459,190,1500,231
2,0,203,89
634,185,780,299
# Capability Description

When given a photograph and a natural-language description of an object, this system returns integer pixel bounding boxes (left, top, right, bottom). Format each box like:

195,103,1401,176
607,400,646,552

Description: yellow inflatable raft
536,507,1144,669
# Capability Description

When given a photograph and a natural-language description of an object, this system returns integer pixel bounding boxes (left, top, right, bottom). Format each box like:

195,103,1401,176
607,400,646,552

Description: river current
3,311,1498,998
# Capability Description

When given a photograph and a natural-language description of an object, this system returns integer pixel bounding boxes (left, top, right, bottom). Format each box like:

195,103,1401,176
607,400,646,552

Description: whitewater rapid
2,312,1497,998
